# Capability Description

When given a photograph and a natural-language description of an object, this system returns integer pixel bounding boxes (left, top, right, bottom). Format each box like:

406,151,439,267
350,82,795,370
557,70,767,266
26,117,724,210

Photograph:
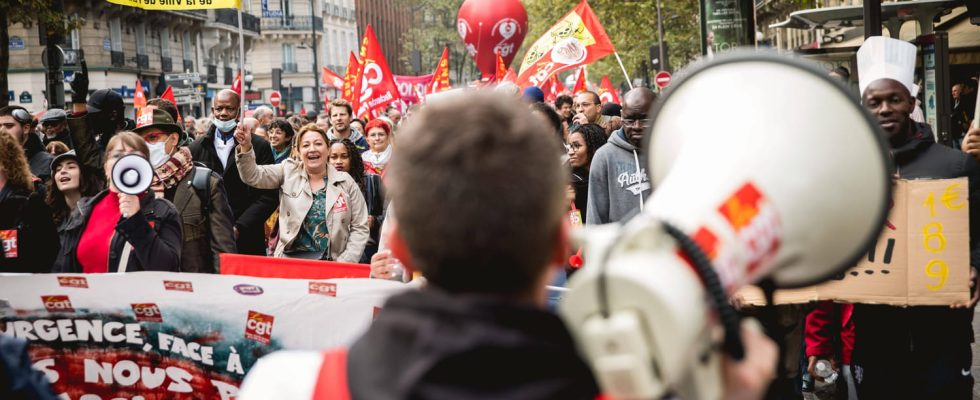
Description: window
160,29,171,58
110,18,122,51
282,0,291,18
182,31,192,60
282,43,296,72
136,22,146,55
69,28,80,50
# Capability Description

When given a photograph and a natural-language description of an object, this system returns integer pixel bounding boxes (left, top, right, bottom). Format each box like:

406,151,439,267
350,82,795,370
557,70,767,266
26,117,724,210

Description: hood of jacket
607,128,640,152
347,288,599,400
891,122,935,167
326,127,365,143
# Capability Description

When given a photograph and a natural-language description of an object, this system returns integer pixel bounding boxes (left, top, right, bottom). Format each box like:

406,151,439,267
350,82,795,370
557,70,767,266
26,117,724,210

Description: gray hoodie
585,129,651,225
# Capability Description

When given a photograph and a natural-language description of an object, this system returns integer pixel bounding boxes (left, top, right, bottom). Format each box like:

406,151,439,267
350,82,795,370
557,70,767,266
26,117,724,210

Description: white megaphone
560,52,893,400
111,154,154,195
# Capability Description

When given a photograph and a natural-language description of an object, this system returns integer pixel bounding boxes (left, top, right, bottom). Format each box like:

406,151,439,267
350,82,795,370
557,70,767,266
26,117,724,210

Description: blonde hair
292,123,329,160
0,127,35,192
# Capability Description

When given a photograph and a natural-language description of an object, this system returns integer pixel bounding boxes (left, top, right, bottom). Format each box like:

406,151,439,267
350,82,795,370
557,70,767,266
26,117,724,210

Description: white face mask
148,141,170,168
212,118,237,133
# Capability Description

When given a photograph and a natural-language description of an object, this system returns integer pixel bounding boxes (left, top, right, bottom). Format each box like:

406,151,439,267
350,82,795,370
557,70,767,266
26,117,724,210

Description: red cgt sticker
163,280,194,292
245,311,274,345
308,282,337,297
57,276,89,289
131,303,163,323
42,295,74,313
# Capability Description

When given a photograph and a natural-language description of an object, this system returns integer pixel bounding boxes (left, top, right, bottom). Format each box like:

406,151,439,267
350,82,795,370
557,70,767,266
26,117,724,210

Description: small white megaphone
560,52,892,399
111,154,154,195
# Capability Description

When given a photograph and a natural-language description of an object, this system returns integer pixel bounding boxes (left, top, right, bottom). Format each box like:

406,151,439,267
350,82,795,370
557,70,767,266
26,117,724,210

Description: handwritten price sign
738,178,971,306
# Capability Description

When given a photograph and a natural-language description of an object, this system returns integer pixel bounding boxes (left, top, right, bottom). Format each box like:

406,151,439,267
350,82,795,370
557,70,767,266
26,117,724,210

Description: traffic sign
268,91,282,108
655,71,672,89
165,73,202,82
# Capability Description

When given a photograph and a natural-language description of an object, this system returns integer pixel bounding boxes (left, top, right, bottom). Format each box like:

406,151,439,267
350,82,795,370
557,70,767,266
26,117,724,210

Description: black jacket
53,190,182,273
0,186,58,273
347,289,600,400
24,134,53,181
189,126,277,255
854,124,980,360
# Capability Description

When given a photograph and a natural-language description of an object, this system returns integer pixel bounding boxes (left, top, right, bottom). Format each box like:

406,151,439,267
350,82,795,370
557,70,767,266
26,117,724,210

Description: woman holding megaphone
235,123,369,262
53,132,182,273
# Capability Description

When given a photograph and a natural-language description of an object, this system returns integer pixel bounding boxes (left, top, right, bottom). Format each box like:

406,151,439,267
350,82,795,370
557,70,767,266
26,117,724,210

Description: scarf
362,145,392,173
151,146,195,194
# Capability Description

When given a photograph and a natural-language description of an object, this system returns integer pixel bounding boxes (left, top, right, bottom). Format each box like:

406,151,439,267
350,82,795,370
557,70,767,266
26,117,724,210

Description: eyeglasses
622,118,651,128
10,109,32,124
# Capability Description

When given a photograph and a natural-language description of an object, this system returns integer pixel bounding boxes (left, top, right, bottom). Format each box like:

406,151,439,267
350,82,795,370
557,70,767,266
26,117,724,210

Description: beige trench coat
236,148,370,262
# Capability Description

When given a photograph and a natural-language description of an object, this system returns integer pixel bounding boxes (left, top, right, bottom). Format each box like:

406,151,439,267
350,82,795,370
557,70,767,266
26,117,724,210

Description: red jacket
805,301,854,364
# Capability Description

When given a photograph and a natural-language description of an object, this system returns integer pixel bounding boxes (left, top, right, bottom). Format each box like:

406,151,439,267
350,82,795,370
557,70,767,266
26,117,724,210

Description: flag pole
614,51,634,90
237,2,247,118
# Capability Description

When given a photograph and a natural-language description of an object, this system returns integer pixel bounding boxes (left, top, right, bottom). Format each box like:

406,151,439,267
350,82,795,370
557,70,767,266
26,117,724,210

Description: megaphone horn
111,154,154,196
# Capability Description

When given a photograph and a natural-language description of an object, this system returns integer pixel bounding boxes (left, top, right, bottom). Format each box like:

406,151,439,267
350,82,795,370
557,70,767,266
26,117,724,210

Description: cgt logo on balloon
456,0,528,78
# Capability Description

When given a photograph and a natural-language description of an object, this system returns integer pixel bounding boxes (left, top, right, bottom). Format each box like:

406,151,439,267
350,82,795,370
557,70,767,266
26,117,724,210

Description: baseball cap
133,107,181,136
87,89,125,114
50,150,79,171
39,108,67,123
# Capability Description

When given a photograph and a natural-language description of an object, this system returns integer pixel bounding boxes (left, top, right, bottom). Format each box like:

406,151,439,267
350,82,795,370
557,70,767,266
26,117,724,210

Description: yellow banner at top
107,0,240,10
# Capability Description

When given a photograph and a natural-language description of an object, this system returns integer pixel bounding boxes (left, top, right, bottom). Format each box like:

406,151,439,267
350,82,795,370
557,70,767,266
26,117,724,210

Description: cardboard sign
738,178,971,306
0,272,406,399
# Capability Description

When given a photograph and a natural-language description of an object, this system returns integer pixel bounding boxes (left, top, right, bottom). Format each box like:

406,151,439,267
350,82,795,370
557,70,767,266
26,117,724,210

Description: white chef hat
857,36,917,96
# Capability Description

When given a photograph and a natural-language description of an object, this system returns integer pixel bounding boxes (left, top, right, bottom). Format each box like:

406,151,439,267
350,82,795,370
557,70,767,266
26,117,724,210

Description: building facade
355,0,412,75
6,2,261,118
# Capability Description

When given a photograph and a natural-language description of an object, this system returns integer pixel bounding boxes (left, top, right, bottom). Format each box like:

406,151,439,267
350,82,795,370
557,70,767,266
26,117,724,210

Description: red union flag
495,52,507,82
516,0,616,88
342,52,361,104
133,79,146,114
428,47,451,94
541,73,568,103
160,86,183,124
598,75,621,104
572,67,588,94
231,72,243,96
502,67,517,84
322,67,344,90
352,25,401,120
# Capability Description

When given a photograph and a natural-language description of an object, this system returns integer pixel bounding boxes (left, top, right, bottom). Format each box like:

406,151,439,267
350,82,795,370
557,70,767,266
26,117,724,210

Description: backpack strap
312,348,351,400
191,165,212,222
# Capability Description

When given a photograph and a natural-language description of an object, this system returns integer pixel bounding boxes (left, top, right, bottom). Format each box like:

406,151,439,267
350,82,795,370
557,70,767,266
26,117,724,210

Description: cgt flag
322,67,344,90
231,72,242,96
342,52,361,104
495,52,507,83
352,25,401,120
160,86,183,124
428,47,451,94
134,79,146,116
598,75,621,104
107,0,240,10
541,73,568,103
516,0,616,89
571,67,588,94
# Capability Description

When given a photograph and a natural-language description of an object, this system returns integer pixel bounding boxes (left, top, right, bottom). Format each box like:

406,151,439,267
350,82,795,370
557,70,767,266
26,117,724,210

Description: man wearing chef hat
849,36,980,399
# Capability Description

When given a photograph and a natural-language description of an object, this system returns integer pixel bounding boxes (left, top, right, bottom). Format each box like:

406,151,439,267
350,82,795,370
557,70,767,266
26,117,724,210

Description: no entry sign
268,91,282,108
655,71,672,89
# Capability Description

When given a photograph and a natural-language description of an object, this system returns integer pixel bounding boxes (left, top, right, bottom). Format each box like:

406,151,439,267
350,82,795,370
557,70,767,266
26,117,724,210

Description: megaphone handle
661,222,745,360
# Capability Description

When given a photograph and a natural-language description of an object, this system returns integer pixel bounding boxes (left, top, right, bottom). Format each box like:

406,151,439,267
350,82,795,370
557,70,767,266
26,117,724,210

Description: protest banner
107,0,240,10
394,74,434,106
0,272,405,399
428,48,452,94
738,178,971,306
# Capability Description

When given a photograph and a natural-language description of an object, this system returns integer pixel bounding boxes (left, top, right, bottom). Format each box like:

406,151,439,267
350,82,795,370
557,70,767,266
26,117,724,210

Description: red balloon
457,0,528,79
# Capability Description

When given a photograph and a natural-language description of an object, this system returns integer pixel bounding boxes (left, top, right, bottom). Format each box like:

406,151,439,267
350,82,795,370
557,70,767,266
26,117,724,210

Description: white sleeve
237,351,324,400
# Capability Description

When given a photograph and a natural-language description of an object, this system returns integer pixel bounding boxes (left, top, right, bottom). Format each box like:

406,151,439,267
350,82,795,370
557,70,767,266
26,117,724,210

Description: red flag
134,79,146,115
160,86,183,124
231,72,242,96
541,74,568,103
598,75,621,104
572,68,588,94
342,52,361,104
495,52,507,82
352,25,401,120
502,67,517,84
428,47,451,94
322,67,344,90
516,0,616,88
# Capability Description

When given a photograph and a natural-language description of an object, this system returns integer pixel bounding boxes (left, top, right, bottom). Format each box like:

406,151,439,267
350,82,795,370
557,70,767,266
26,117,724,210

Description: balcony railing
161,57,173,72
261,16,323,31
213,9,261,34
282,63,298,73
111,51,125,67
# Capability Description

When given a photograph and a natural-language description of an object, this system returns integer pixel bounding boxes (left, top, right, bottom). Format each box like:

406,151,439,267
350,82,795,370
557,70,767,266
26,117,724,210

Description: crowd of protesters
3,43,980,400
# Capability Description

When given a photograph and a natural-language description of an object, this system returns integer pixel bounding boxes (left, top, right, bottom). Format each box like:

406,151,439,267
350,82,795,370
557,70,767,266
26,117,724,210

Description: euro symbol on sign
941,184,965,210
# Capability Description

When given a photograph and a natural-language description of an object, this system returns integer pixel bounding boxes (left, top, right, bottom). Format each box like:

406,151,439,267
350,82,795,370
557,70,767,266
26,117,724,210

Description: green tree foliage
395,0,480,85
520,0,702,89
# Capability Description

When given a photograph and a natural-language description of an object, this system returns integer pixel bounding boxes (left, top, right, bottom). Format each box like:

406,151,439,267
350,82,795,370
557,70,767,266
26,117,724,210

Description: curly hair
329,138,366,196
0,127,34,192
569,123,607,167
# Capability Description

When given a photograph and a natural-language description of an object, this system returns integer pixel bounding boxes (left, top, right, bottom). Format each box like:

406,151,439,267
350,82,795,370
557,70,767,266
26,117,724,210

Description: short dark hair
269,118,296,140
388,92,565,295
555,95,573,110
529,102,563,142
578,90,601,105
